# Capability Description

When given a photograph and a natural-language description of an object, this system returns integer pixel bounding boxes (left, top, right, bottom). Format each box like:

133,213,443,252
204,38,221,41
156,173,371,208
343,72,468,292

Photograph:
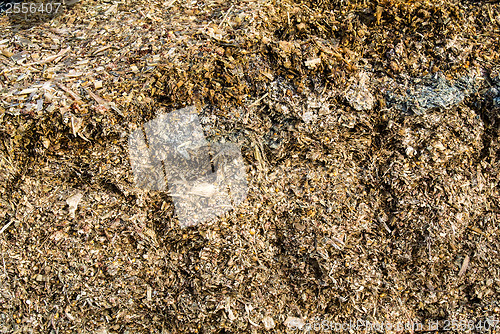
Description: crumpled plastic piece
345,71,375,111
386,72,480,115
493,96,500,108
488,76,500,109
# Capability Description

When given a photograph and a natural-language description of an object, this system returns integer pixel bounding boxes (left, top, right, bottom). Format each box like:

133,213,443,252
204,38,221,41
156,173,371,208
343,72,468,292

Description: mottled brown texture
0,0,499,332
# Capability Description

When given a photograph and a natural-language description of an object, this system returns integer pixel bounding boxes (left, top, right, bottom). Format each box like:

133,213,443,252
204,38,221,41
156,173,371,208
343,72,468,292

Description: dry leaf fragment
143,228,156,240
71,115,83,137
92,45,115,56
95,327,109,334
105,3,118,15
58,84,82,101
278,41,294,54
346,71,375,111
17,88,38,95
376,6,383,25
84,87,109,109
262,316,275,330
305,58,321,68
66,192,83,218
459,255,470,276
50,230,66,242
66,312,75,321
1,49,13,58
94,80,103,89
225,305,236,321
42,137,51,149
0,220,13,235
43,47,71,64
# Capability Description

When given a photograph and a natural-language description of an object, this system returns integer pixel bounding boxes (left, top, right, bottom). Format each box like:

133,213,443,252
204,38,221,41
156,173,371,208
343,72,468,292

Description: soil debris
0,0,500,332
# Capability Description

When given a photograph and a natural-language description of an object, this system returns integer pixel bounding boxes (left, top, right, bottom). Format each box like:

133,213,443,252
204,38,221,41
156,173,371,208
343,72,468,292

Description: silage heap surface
0,0,499,332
